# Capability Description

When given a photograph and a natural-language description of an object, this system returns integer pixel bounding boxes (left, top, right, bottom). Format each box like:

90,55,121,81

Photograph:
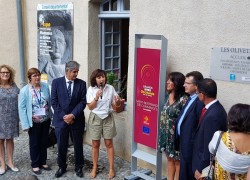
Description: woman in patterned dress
209,103,250,180
18,68,52,175
158,72,188,180
0,65,20,175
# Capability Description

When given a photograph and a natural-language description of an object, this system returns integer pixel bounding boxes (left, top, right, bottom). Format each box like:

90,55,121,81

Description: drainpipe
16,0,26,87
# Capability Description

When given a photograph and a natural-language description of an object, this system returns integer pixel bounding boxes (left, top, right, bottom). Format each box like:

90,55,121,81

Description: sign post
128,34,168,180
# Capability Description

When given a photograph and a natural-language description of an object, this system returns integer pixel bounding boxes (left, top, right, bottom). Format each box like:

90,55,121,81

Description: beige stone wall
127,0,250,175
2,0,250,177
0,0,20,86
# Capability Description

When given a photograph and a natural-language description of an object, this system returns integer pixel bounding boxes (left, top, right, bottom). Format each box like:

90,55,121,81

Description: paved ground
0,130,132,180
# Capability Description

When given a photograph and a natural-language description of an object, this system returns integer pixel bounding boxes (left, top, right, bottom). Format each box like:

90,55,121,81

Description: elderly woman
0,65,19,175
158,72,188,180
18,68,52,175
87,69,122,179
209,103,250,180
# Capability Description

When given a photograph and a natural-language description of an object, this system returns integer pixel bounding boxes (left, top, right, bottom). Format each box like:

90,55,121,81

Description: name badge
34,108,46,116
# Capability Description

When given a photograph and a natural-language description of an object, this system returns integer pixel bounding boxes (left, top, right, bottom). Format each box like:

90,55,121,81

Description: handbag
46,126,57,148
200,131,223,180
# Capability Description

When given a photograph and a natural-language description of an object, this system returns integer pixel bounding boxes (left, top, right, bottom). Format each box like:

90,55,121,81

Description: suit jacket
192,101,227,173
51,77,87,129
175,97,204,161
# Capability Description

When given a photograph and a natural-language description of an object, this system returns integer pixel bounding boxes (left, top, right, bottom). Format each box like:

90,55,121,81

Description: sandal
108,169,115,179
90,168,97,178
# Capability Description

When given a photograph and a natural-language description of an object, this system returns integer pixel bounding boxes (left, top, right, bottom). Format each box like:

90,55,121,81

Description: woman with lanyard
18,68,52,175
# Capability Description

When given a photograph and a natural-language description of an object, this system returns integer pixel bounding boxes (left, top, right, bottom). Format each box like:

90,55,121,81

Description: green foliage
106,71,116,85
106,71,127,100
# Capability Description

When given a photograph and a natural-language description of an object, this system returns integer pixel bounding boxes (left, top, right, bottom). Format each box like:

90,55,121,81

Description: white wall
128,0,250,175
0,0,20,85
2,0,250,177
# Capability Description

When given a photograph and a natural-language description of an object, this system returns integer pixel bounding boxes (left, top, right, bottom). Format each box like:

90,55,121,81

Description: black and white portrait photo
37,3,73,84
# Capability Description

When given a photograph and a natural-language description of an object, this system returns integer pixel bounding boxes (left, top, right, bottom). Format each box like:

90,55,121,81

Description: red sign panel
134,48,161,149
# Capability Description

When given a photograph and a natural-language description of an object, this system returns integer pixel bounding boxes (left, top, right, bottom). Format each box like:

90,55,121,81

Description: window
101,0,130,12
100,0,129,100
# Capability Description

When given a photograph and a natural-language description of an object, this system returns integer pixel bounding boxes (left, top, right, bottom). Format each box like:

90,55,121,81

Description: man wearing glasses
175,71,204,180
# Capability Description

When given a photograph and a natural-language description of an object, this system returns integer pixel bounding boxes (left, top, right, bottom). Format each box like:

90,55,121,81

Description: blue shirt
177,94,198,135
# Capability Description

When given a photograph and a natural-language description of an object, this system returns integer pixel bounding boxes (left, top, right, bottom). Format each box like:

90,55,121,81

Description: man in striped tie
192,78,227,180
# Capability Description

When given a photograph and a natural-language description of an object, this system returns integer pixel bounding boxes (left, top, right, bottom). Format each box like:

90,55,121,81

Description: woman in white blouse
86,69,122,179
209,103,250,180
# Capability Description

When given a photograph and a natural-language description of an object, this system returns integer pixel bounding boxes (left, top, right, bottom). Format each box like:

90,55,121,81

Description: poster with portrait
37,3,73,84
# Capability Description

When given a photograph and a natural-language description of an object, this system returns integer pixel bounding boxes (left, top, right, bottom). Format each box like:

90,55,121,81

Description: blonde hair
0,64,15,85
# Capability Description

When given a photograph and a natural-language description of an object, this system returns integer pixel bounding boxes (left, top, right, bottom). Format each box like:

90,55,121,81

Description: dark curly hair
168,72,186,100
228,103,250,133
90,69,107,87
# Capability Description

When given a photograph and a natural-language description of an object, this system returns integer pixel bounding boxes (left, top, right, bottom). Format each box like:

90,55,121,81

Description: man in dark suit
51,61,87,178
192,78,227,179
175,71,204,180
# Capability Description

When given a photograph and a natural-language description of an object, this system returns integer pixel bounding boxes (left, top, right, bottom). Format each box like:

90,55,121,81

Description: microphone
100,83,103,99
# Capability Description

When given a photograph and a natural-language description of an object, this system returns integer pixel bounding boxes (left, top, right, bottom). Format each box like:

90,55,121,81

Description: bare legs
0,139,6,171
104,139,115,179
0,139,16,172
90,140,100,178
6,139,15,168
167,156,180,180
90,139,115,179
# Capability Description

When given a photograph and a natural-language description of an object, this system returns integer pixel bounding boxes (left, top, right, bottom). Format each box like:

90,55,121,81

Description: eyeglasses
0,72,10,75
184,82,194,85
31,74,41,78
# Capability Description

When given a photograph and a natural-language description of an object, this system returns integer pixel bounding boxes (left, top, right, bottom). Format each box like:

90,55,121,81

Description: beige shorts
88,112,117,140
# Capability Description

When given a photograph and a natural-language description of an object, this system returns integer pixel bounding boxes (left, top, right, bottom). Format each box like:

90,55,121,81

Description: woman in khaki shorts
87,69,122,179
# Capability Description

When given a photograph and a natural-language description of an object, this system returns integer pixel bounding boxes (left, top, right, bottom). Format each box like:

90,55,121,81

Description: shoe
7,165,19,172
0,168,6,175
89,168,97,178
40,165,51,171
108,169,115,179
75,168,83,178
32,168,41,175
55,168,66,178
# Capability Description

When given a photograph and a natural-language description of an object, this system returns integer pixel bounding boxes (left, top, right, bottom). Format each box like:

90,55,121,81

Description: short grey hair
65,61,80,71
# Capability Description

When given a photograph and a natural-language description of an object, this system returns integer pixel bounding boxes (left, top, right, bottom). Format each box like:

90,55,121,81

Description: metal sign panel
210,47,250,83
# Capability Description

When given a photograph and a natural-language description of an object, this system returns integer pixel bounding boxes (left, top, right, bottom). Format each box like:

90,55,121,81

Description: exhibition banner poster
37,3,73,84
134,48,161,149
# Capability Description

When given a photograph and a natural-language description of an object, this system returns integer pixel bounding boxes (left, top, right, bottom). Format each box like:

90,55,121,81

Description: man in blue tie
175,71,204,180
192,78,227,179
51,61,87,178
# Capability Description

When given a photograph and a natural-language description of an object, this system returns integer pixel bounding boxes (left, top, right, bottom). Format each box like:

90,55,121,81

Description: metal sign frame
131,34,168,180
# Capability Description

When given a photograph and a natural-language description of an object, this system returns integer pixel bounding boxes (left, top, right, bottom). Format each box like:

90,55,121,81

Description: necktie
67,81,72,99
198,107,207,125
179,97,192,117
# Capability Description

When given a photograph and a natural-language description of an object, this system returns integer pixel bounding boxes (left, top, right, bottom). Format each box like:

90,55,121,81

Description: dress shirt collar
65,76,74,84
205,99,218,109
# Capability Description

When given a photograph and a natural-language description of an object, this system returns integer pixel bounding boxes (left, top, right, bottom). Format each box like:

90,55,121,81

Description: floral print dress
158,94,188,160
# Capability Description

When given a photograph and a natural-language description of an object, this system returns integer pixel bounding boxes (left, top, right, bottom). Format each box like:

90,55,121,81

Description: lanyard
32,86,42,105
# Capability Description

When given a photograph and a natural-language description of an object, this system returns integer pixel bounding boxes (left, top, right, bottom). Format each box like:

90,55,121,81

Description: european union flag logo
142,126,150,135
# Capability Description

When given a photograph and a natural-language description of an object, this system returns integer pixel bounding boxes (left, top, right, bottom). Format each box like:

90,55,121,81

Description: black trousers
55,126,84,170
28,119,51,168
179,154,196,180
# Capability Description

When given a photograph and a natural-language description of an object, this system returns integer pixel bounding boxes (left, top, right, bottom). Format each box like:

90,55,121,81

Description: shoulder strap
214,131,223,155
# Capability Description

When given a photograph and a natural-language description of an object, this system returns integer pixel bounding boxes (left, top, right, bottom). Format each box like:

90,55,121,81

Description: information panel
134,48,161,149
37,3,73,84
210,47,250,83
